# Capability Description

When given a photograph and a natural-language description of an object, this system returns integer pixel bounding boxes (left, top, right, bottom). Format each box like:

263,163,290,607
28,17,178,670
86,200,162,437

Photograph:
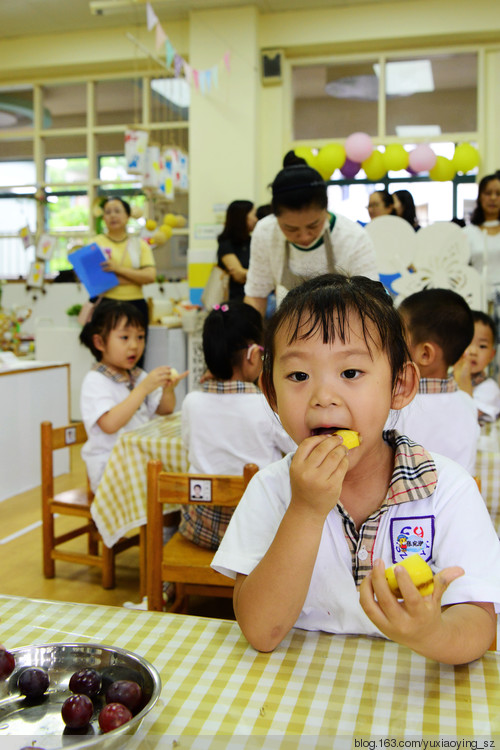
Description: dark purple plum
105,679,142,713
98,702,133,733
62,694,94,729
18,667,50,698
0,649,15,680
69,668,102,698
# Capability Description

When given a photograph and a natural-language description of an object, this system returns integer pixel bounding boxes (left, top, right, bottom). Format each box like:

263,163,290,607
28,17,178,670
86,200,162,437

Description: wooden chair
41,420,140,589
146,459,258,613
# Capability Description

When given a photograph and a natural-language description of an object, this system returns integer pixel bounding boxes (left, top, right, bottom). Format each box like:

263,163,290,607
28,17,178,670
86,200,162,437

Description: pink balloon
345,132,373,163
340,157,361,179
408,144,436,173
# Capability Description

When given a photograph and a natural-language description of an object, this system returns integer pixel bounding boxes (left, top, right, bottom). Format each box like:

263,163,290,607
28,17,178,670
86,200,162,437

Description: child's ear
92,333,105,354
411,341,436,367
391,361,419,411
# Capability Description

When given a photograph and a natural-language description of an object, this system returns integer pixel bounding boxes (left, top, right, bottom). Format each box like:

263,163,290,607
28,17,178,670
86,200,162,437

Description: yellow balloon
163,213,177,227
293,147,317,168
429,156,455,182
161,224,173,240
152,229,167,244
174,215,187,228
362,151,386,181
383,144,409,172
316,144,346,180
453,143,480,174
145,219,157,231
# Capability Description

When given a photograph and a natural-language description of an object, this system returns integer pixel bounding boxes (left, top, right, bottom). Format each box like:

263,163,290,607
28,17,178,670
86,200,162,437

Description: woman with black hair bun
244,165,378,315
217,200,257,300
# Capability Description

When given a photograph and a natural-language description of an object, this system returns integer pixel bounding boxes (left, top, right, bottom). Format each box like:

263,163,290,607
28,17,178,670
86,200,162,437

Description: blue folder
68,243,119,298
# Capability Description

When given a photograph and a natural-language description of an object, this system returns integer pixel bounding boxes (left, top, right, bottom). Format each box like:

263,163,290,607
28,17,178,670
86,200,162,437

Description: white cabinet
0,362,70,502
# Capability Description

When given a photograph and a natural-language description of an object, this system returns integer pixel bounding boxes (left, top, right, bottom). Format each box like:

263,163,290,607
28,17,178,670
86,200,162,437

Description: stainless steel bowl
0,643,161,749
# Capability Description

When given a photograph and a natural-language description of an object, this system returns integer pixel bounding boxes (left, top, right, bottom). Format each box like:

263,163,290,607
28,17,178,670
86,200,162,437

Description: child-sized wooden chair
41,420,140,589
146,459,259,613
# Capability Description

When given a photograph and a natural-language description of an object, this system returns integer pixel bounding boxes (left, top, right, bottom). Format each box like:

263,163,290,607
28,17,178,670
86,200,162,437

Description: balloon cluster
293,134,479,183
145,213,187,246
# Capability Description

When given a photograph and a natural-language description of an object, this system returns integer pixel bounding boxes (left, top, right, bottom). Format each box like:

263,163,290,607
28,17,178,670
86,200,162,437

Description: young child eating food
212,273,500,664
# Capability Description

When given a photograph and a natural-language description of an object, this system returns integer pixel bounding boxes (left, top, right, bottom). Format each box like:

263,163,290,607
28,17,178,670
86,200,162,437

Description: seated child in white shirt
80,300,186,492
212,273,500,664
455,310,500,424
386,288,479,474
180,301,295,549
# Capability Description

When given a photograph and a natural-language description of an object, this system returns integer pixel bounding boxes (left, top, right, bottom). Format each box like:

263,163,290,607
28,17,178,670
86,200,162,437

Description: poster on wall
124,129,149,175
19,225,34,250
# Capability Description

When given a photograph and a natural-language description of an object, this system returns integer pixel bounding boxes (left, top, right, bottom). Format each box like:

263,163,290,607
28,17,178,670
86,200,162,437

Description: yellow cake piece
334,429,360,449
385,554,434,598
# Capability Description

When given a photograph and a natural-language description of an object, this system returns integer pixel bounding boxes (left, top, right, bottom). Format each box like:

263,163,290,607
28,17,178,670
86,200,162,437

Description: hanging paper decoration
159,148,175,200
19,225,34,250
143,145,161,188
26,261,45,289
145,2,230,96
124,129,149,174
36,234,56,262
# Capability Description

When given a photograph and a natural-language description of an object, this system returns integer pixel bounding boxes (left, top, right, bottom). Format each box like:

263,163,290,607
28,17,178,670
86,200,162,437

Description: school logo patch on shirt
390,516,434,563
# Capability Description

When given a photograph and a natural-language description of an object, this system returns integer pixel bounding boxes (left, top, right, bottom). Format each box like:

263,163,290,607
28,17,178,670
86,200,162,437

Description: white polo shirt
473,377,500,422
81,366,162,492
212,432,500,639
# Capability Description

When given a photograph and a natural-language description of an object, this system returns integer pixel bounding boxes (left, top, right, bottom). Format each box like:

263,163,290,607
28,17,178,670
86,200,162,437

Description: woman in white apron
244,165,378,315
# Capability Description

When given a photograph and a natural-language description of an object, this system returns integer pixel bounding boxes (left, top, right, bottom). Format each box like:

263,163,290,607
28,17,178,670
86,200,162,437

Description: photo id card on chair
189,478,212,503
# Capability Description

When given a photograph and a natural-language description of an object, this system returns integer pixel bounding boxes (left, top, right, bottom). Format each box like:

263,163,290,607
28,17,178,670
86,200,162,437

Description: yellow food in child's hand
169,367,179,379
334,429,360,449
385,554,434,598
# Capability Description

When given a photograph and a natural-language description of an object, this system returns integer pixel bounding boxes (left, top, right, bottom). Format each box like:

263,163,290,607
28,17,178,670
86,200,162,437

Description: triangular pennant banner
155,22,167,50
184,61,193,86
223,51,231,73
146,2,158,31
174,53,183,78
193,69,199,90
165,39,175,68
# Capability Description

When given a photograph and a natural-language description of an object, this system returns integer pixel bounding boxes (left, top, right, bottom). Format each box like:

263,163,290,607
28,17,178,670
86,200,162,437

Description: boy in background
454,310,500,424
387,288,479,474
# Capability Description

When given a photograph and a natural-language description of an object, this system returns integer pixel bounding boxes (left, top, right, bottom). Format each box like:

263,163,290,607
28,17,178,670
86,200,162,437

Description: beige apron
277,224,336,302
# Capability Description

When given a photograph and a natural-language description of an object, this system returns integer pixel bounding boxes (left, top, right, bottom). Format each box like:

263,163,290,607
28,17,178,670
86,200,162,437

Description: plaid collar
92,361,142,391
202,380,261,394
337,431,437,587
417,375,458,394
472,372,487,387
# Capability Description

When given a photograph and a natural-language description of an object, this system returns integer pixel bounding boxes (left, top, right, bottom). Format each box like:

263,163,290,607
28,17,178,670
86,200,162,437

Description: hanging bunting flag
211,65,219,89
174,53,183,78
193,70,200,90
223,52,231,73
155,22,167,50
205,70,212,93
146,2,158,31
184,61,193,86
165,39,175,68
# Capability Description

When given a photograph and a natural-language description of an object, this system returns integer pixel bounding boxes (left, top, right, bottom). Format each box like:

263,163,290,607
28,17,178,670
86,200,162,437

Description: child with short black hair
80,300,185,492
212,274,500,664
455,310,500,423
389,288,479,473
180,301,295,549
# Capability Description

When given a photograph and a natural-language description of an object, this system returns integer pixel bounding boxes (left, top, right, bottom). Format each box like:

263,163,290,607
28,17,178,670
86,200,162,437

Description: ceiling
2,0,405,40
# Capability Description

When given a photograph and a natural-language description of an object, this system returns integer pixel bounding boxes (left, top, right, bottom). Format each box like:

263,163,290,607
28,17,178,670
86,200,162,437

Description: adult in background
463,173,500,301
392,189,420,231
367,190,395,221
93,196,156,365
217,200,257,301
244,165,378,314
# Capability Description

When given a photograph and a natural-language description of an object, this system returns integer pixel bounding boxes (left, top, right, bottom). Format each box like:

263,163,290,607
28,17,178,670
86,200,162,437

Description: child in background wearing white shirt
80,300,185,493
388,288,479,474
180,301,295,549
212,274,500,664
455,311,500,424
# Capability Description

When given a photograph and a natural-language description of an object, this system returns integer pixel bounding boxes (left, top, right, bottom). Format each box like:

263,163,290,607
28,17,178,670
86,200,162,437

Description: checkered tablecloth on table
91,412,188,547
1,595,499,748
476,421,500,535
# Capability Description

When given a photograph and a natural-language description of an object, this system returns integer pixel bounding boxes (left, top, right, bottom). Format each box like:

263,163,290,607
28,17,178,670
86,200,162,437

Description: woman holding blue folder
93,197,156,364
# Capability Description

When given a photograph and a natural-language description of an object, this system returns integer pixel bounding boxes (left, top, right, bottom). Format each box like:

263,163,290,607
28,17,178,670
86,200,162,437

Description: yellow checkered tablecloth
91,412,188,547
1,595,500,747
476,421,500,535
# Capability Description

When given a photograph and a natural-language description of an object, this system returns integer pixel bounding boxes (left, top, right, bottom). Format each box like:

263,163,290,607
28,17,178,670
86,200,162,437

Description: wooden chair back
146,460,258,612
41,420,140,589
